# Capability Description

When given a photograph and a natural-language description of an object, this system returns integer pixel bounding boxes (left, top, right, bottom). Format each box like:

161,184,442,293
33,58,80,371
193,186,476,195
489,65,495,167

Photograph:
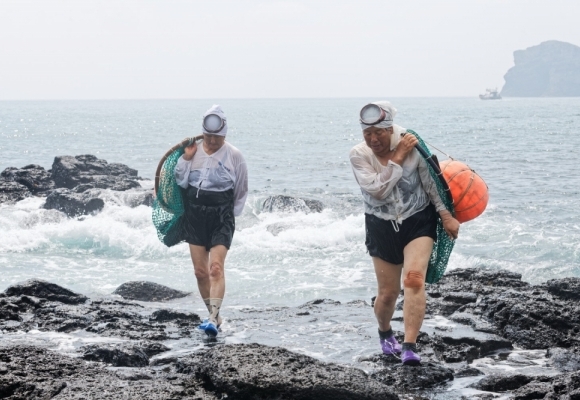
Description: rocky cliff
501,40,580,97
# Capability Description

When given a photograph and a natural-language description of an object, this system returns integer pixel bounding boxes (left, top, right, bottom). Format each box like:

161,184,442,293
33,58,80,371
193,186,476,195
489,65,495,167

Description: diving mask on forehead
203,113,226,134
359,103,393,126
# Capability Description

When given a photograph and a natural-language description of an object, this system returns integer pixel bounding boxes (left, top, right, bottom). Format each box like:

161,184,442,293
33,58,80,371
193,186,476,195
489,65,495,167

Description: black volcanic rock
4,279,88,305
1,164,54,195
177,343,398,400
543,277,580,301
51,154,139,191
470,374,536,392
501,40,580,97
262,195,323,213
43,188,105,217
0,179,30,204
81,341,169,367
113,281,190,302
0,346,215,399
428,268,580,350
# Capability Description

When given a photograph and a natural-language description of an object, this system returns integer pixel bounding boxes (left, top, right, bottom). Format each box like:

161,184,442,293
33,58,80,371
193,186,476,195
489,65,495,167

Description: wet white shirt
349,128,446,224
174,141,248,216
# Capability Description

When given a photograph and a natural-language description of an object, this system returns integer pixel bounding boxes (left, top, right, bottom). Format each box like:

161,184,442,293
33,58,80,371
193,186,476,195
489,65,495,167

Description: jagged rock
470,374,535,392
428,268,580,350
112,281,190,302
81,344,150,367
51,154,139,191
177,343,398,400
3,279,88,305
81,341,169,367
501,40,580,97
543,277,580,301
547,347,580,372
454,366,484,377
262,195,323,213
149,309,201,324
0,179,30,204
43,188,105,217
0,345,215,399
511,382,553,400
370,361,454,391
431,335,512,364
1,164,54,195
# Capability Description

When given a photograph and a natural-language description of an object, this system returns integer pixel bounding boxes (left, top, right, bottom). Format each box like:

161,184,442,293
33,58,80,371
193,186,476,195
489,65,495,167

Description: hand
182,142,197,161
440,212,460,240
392,134,418,164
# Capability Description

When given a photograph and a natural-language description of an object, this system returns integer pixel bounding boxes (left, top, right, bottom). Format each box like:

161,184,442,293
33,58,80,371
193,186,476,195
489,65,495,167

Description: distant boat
479,88,502,100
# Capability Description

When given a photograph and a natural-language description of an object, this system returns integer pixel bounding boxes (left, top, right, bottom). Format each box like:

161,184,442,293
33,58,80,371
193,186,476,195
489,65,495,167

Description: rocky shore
0,155,153,216
1,269,580,399
2,155,579,398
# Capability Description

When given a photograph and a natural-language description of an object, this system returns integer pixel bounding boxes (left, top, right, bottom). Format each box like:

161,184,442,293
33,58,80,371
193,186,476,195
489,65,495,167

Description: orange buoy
439,160,488,223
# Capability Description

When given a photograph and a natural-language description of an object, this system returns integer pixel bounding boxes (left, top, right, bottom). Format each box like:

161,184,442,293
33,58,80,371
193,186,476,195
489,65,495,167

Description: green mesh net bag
152,137,199,247
406,129,456,284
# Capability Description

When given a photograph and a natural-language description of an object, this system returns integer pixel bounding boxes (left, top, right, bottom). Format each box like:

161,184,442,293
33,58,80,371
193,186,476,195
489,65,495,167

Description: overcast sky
1,0,579,99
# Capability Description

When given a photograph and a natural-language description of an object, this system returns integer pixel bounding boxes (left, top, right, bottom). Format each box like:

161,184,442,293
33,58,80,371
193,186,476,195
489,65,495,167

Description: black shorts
365,203,437,265
182,187,235,251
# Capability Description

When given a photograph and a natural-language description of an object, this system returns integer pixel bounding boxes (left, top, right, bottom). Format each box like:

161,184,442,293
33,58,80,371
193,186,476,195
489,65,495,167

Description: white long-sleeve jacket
174,142,248,217
349,128,445,224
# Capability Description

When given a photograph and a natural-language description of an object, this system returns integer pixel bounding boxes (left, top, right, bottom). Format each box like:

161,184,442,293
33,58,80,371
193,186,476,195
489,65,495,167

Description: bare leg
401,236,434,343
372,257,403,331
189,244,210,299
208,245,228,299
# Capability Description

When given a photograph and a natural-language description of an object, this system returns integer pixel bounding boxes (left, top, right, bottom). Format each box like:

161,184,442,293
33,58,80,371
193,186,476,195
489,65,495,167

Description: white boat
479,88,502,100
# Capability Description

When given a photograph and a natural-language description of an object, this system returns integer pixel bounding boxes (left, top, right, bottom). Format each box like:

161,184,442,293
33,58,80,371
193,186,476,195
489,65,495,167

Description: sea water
1,98,578,396
1,97,579,304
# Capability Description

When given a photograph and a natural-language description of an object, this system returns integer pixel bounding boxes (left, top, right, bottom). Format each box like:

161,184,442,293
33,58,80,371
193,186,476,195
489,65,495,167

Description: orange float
439,160,488,223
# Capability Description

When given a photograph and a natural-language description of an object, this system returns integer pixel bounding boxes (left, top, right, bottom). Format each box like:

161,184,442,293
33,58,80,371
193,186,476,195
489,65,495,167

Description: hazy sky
1,0,579,99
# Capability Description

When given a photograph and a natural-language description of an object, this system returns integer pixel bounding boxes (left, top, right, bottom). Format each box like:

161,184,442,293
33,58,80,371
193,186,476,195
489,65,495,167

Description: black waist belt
187,187,234,207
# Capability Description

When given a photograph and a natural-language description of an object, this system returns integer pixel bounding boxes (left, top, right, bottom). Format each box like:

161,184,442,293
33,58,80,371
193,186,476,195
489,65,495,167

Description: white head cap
359,101,397,130
202,104,228,136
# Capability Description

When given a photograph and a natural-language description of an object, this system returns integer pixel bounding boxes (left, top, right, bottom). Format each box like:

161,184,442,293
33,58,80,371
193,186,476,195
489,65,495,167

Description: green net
406,129,456,284
152,147,186,247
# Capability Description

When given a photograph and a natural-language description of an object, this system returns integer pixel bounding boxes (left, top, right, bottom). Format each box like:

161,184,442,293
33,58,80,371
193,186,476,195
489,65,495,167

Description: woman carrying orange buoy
349,101,460,366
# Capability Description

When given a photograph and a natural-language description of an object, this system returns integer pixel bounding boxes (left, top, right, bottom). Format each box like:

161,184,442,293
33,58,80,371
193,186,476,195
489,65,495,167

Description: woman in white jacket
350,101,459,365
174,105,248,338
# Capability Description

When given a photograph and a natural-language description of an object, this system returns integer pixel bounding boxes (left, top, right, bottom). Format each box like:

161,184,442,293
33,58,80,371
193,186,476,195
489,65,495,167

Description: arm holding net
406,129,456,284
152,136,202,247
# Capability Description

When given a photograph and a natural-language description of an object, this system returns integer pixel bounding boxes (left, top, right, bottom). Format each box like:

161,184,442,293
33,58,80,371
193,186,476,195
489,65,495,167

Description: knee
376,290,400,306
403,271,425,290
209,261,223,279
194,268,209,281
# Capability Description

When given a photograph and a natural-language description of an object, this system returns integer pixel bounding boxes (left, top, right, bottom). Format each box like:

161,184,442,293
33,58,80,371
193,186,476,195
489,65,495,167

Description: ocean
2,98,579,304
2,98,579,396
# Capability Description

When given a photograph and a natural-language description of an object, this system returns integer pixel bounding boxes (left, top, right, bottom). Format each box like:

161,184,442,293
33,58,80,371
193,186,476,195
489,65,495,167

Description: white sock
209,298,223,326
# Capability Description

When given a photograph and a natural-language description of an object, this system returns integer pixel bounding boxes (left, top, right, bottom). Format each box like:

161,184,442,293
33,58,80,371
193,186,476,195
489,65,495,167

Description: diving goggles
202,113,226,134
359,103,393,126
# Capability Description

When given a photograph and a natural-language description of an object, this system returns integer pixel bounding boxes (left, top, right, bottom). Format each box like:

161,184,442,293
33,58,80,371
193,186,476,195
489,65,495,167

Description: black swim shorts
365,203,437,265
182,187,235,251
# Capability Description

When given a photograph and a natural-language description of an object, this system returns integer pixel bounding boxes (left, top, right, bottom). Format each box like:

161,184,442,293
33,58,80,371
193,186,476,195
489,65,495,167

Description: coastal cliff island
501,40,580,97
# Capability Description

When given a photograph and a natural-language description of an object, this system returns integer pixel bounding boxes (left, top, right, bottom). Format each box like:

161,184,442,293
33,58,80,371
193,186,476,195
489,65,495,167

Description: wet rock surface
0,155,149,213
0,179,30,205
178,343,398,400
3,279,88,305
43,188,105,217
51,154,139,190
0,164,54,195
1,269,580,398
113,281,191,302
426,268,580,350
262,195,324,213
